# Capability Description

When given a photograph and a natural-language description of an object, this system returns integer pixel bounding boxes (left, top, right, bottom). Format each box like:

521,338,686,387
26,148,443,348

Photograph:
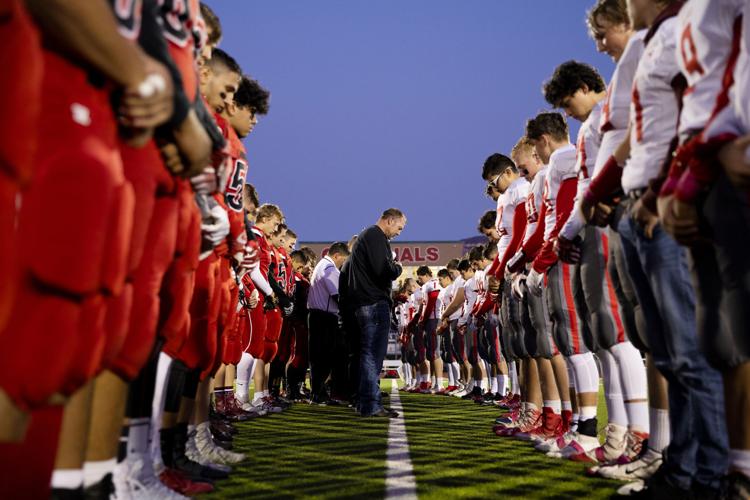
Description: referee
307,242,350,404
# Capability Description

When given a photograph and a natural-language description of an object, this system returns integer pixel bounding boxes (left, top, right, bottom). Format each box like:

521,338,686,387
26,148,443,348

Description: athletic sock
599,349,628,427
490,376,498,394
127,417,151,457
51,469,83,490
236,353,253,403
436,377,443,388
466,379,475,392
543,399,561,414
447,367,455,387
580,405,597,420
253,390,266,402
497,374,508,396
150,352,173,469
508,363,519,394
82,459,116,488
649,408,670,452
451,362,460,384
610,342,649,433
625,401,649,434
480,377,488,391
729,449,750,478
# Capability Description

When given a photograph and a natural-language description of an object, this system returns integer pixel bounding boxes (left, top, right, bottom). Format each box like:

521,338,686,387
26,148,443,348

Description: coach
307,242,350,404
348,209,405,417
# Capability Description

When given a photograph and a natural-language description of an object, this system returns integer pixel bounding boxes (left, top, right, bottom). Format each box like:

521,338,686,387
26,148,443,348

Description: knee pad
101,282,133,369
19,150,128,296
0,282,81,409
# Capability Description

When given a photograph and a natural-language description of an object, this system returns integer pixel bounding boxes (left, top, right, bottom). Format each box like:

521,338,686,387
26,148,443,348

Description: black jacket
346,225,402,308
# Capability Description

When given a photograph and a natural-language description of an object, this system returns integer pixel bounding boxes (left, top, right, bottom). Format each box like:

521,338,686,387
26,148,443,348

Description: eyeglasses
487,174,501,189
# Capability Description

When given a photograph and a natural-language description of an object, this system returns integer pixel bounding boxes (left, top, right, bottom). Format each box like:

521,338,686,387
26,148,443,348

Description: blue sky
210,0,614,241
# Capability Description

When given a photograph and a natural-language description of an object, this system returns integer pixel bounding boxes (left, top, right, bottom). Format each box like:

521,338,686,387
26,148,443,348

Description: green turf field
205,382,619,499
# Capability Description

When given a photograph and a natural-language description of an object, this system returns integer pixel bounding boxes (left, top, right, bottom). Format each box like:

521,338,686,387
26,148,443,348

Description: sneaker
239,401,268,416
615,480,646,496
114,454,190,500
596,448,663,482
615,430,649,465
418,382,432,394
569,423,627,464
250,397,282,414
548,433,599,459
193,423,246,465
185,429,233,473
159,468,214,496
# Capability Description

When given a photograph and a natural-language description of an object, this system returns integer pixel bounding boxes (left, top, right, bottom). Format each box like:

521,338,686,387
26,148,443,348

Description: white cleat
597,449,663,482
536,431,575,453
194,422,246,465
113,454,189,500
616,480,646,496
186,429,232,473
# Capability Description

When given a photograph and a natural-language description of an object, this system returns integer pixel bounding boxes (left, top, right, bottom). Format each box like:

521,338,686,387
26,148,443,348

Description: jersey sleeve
532,178,577,273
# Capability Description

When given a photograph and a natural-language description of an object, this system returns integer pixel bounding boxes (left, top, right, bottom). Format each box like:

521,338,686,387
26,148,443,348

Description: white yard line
385,379,417,500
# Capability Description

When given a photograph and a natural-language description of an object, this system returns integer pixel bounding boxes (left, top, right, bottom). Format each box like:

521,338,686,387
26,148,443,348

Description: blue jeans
355,300,391,416
617,210,727,490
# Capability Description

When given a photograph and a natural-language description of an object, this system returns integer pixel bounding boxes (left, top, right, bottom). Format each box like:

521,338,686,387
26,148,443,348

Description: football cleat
114,454,190,500
192,423,246,465
596,448,663,482
569,423,627,464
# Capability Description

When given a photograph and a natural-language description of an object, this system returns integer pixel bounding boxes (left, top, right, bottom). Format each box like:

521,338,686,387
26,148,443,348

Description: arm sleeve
497,203,527,275
250,266,274,296
585,155,623,204
533,178,577,273
485,254,501,278
520,201,547,260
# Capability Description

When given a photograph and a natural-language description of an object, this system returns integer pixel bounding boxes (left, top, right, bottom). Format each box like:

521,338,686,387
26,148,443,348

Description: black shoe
213,437,233,451
624,465,690,499
309,395,329,406
82,473,114,500
50,487,83,500
210,425,233,443
364,408,398,418
725,471,750,500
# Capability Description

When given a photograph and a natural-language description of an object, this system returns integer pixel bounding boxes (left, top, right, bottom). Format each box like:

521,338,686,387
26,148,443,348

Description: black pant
308,310,339,399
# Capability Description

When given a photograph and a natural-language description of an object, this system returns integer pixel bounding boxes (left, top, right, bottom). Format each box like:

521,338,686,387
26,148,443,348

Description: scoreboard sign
300,241,469,266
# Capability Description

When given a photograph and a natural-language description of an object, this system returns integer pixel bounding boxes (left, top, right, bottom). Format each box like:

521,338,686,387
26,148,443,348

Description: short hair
290,250,308,265
328,242,350,257
256,203,283,223
544,61,606,108
272,223,287,237
347,235,358,250
243,183,259,208
207,48,241,76
446,258,460,271
478,210,497,233
416,265,432,277
457,259,472,272
285,228,297,240
437,269,451,280
200,3,222,45
300,246,317,265
483,243,498,260
525,112,569,142
511,137,536,164
587,0,630,35
234,76,270,115
482,153,517,180
468,246,484,263
381,208,405,221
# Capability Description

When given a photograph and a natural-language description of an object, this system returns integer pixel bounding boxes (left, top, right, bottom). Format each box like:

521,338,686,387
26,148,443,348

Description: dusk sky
210,1,614,242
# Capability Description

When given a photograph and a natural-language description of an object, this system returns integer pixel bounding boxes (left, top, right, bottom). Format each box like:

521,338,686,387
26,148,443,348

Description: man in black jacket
348,209,406,417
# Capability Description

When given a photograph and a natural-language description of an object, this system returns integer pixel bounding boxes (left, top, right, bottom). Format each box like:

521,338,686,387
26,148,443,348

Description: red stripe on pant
600,234,626,343
561,264,581,354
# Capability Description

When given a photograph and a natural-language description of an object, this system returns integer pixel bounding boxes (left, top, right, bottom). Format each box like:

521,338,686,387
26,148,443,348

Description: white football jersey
459,274,480,326
622,17,681,194
562,101,604,240
496,177,530,262
698,0,750,140
542,144,577,241
437,287,449,318
676,0,745,141
521,166,548,248
600,31,646,134
449,276,465,321
420,278,442,320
